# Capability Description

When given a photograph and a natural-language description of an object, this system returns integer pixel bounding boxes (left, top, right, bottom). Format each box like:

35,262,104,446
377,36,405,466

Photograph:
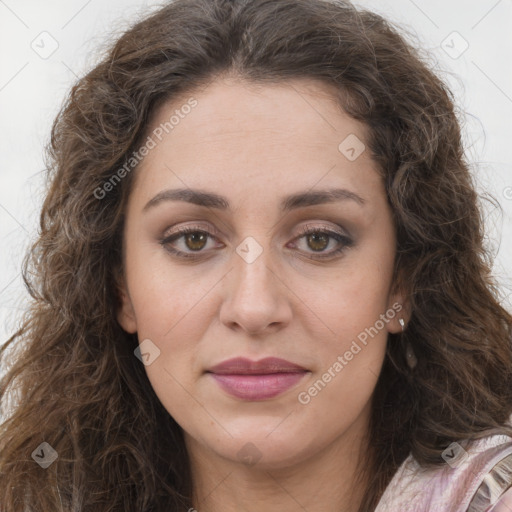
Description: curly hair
1,0,512,510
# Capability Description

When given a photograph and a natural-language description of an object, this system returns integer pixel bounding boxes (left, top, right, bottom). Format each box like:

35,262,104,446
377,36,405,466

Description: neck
186,408,373,512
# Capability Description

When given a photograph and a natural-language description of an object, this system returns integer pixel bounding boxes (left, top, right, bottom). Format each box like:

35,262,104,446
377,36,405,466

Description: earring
405,343,417,369
399,317,417,369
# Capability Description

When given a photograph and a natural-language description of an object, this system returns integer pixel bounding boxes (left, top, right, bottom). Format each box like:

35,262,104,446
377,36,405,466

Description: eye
160,223,353,260
160,225,223,259
289,224,353,260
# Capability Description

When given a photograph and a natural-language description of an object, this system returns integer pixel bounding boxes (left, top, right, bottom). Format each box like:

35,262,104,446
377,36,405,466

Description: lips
206,357,309,400
208,357,307,374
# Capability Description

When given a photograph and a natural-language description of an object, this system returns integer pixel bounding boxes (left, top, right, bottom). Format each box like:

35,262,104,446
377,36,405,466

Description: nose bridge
219,232,291,334
233,234,276,296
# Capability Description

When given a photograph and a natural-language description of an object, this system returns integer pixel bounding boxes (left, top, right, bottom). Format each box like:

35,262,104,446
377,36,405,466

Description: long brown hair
1,0,512,510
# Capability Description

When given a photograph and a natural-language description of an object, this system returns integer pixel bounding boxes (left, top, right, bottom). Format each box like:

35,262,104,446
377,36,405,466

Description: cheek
295,265,391,420
125,237,219,336
144,362,215,442
307,254,394,345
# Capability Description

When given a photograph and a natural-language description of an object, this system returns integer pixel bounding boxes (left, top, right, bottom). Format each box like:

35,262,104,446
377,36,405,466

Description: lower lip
209,372,308,400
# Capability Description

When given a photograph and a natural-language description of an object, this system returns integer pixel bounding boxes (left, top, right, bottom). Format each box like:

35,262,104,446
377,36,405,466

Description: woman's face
117,76,406,470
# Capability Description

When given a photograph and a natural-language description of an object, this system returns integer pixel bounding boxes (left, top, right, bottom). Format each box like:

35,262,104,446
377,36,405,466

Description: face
117,75,407,471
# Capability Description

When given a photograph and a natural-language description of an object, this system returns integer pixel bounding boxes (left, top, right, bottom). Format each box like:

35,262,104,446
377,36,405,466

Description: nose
219,240,292,336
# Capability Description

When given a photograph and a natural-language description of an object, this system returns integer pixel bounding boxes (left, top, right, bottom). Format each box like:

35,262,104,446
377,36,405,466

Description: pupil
186,233,206,251
309,233,328,251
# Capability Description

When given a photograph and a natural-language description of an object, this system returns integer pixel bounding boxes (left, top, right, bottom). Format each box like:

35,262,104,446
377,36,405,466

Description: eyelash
159,224,353,261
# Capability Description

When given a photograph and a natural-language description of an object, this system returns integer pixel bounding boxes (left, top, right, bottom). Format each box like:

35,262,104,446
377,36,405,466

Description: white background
1,0,511,347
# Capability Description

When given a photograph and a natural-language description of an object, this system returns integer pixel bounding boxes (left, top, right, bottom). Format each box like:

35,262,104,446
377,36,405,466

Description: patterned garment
374,433,512,512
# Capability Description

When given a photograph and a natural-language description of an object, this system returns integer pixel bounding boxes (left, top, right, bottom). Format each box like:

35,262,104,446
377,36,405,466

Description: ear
115,269,138,334
386,277,411,334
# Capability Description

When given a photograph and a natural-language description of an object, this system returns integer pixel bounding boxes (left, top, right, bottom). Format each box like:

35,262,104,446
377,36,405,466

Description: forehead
148,76,364,143
129,76,383,209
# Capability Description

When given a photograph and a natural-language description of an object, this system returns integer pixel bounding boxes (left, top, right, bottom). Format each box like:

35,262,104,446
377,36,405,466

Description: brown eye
305,232,330,252
291,226,354,260
182,232,208,251
160,226,222,259
160,224,353,261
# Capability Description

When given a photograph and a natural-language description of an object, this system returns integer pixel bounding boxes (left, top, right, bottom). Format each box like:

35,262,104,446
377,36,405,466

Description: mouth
206,357,309,400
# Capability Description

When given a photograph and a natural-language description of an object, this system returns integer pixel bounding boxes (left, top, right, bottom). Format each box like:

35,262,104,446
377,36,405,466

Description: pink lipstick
207,357,308,400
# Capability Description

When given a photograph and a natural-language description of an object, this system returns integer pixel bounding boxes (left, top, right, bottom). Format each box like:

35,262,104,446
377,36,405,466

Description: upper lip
207,357,307,375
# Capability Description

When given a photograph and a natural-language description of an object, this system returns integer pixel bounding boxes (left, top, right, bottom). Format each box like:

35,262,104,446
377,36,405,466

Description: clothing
374,433,512,512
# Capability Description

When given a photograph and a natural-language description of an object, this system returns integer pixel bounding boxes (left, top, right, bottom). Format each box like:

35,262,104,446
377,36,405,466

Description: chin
209,426,319,471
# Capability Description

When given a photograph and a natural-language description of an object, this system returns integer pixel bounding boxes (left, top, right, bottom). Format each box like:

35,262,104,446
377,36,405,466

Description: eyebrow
142,187,366,213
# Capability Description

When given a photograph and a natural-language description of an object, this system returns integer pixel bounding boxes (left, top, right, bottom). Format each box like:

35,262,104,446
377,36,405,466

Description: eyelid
162,220,349,240
295,222,349,238
162,222,222,239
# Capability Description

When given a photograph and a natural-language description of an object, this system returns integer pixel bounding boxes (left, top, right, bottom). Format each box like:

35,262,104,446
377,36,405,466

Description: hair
1,0,512,510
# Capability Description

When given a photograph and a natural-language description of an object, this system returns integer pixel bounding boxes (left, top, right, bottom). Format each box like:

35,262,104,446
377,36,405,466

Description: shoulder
488,486,512,511
469,444,512,512
374,434,512,512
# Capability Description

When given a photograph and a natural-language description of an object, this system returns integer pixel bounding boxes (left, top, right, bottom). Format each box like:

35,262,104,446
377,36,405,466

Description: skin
117,74,409,512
